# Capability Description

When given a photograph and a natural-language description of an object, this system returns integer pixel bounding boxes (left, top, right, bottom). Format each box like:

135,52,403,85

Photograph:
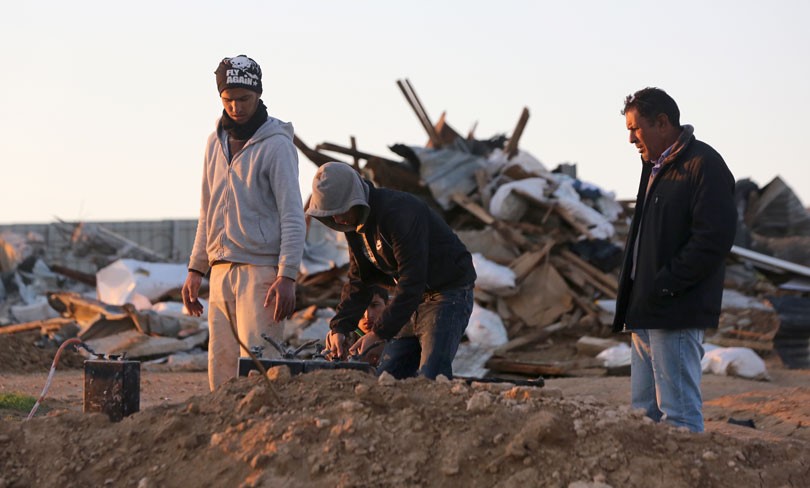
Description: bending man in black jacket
615,88,736,432
307,162,476,379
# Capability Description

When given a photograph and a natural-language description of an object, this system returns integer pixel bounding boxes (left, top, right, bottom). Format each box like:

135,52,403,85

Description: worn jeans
376,285,474,380
631,328,705,432
207,263,283,392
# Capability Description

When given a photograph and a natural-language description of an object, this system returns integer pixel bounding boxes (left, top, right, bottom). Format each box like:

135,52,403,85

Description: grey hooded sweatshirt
189,116,305,280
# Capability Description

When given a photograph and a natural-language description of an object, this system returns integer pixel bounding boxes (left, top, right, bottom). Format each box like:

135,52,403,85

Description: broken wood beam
467,121,478,140
396,78,442,147
486,357,603,377
451,193,494,225
293,135,347,167
350,136,360,170
505,107,530,159
451,193,539,251
405,78,442,148
559,249,620,292
494,320,566,355
50,264,97,286
569,293,601,320
363,157,425,194
316,142,403,166
0,317,75,335
432,111,463,147
475,169,492,212
553,256,617,299
509,241,554,283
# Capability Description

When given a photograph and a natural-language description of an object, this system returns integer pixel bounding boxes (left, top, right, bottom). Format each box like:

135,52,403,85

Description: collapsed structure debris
1,79,809,378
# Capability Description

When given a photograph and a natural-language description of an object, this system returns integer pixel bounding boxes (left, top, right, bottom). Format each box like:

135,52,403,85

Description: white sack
471,253,516,295
701,346,770,380
465,303,508,348
96,259,190,306
553,180,615,240
597,342,631,368
488,177,548,221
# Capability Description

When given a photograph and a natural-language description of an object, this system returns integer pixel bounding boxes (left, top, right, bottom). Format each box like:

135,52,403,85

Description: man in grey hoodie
181,55,306,391
307,162,476,380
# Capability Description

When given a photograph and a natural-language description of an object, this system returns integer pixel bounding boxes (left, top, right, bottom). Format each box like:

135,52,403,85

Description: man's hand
325,330,348,360
182,271,204,317
264,276,296,322
349,331,384,358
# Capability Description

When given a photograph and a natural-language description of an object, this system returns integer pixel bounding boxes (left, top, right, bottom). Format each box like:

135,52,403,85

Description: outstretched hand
264,276,296,322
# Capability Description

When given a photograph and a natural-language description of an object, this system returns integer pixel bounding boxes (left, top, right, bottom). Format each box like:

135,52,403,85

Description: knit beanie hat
215,55,262,94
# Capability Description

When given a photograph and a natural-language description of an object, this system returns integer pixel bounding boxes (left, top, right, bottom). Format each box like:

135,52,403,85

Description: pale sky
1,0,809,224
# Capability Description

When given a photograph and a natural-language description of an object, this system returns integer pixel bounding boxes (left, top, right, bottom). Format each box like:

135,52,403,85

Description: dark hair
621,87,680,127
368,285,390,303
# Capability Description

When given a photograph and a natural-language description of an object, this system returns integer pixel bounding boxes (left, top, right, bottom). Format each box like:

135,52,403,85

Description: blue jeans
376,286,473,380
631,329,705,432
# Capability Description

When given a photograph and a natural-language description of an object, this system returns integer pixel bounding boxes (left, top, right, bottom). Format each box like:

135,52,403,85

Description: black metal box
83,359,140,421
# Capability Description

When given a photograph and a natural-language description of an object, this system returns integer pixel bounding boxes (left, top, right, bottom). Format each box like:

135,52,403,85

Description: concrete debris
1,80,809,374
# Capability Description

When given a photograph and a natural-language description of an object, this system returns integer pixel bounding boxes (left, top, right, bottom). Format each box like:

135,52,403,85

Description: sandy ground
1,334,810,487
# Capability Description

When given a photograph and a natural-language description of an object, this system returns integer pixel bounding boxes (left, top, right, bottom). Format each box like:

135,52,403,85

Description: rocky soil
1,333,809,487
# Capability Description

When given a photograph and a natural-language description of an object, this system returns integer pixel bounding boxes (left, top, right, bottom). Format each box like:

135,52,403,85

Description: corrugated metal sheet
0,220,198,273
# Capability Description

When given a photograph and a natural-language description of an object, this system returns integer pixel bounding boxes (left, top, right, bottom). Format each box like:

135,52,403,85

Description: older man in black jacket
615,88,736,432
307,162,476,379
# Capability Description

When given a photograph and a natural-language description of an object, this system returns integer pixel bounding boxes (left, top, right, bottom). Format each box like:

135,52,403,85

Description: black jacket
330,183,476,340
613,129,736,332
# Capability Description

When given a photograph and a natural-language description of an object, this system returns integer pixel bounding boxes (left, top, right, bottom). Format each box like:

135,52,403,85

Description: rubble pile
1,79,810,378
291,79,810,377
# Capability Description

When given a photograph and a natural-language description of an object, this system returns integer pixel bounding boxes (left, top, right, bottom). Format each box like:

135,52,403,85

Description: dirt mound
2,369,808,488
0,331,84,373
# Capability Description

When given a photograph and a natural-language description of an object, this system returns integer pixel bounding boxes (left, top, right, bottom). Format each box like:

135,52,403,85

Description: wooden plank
405,78,442,147
553,257,617,299
553,206,592,237
569,293,601,320
559,249,620,292
396,79,442,147
50,264,97,286
509,241,554,283
315,142,402,166
505,262,573,327
467,121,478,140
493,222,536,251
293,135,348,167
0,318,74,335
433,111,463,147
364,158,428,196
486,357,603,377
350,136,360,170
475,169,492,211
451,193,537,251
505,107,530,159
451,193,495,225
512,188,593,237
494,320,565,355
